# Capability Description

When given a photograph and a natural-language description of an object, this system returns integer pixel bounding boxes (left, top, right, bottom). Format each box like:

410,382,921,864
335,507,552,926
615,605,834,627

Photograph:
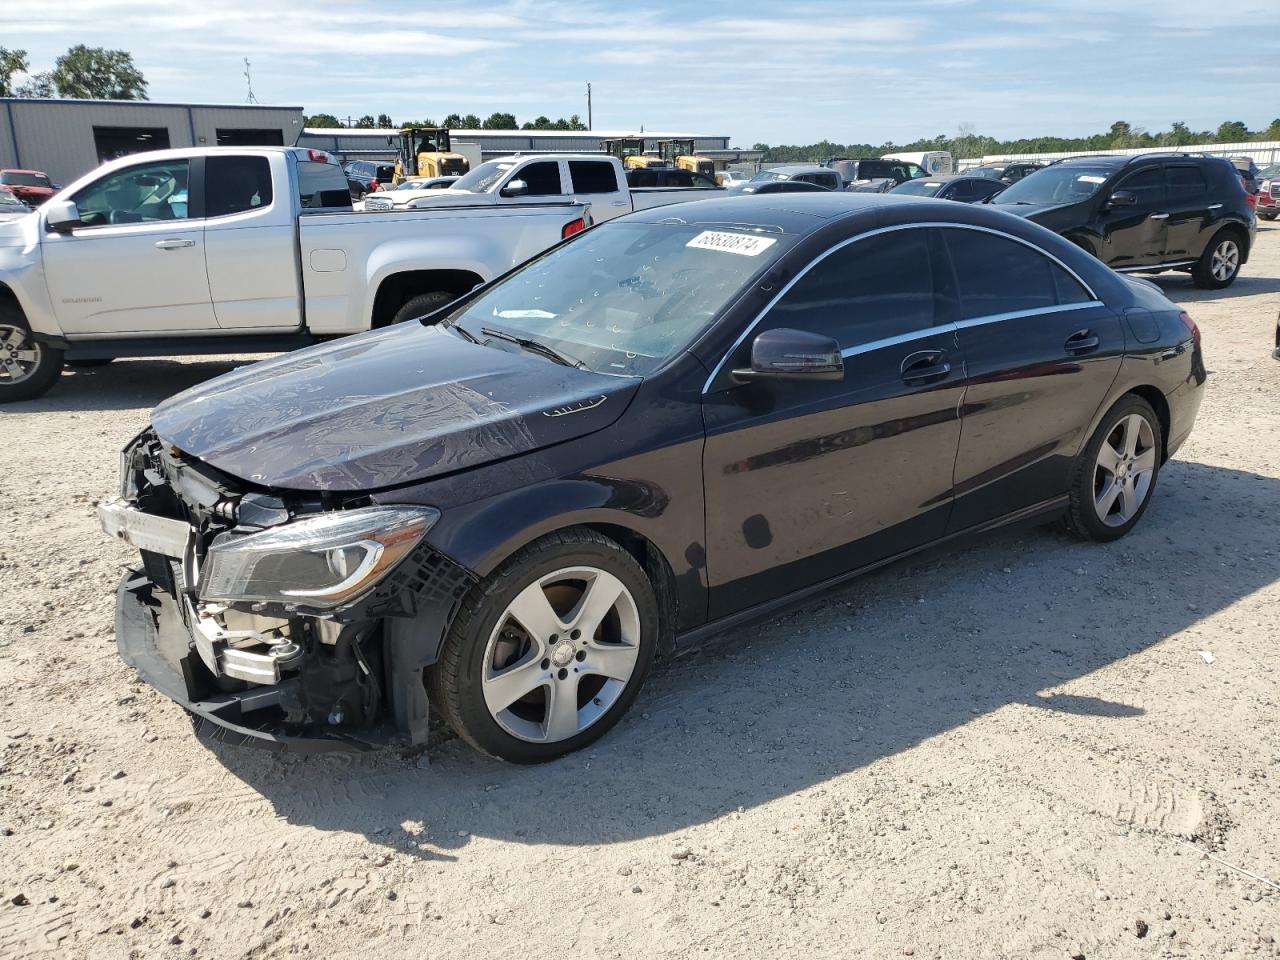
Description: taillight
306,149,333,164
1179,311,1200,344
369,180,379,191
561,217,586,239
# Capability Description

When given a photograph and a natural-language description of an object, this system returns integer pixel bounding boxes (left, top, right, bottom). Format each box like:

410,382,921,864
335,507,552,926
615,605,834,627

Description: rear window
856,160,894,179
206,156,273,217
296,159,352,209
376,165,395,181
568,160,620,194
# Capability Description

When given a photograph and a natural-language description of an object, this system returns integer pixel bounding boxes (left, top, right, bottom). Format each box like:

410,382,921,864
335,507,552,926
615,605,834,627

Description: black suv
992,154,1255,288
344,160,397,198
968,160,1049,183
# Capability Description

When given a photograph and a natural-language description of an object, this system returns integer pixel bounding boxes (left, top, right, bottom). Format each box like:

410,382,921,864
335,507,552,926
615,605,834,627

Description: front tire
0,311,63,403
429,529,658,763
1192,230,1242,289
1062,395,1162,542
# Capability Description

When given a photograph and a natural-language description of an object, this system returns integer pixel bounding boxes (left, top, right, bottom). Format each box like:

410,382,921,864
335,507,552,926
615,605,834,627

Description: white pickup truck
0,146,593,401
364,153,723,221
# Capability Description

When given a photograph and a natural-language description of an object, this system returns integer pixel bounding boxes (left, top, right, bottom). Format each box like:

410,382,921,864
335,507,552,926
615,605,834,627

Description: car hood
990,200,1076,220
0,215,32,246
151,324,640,492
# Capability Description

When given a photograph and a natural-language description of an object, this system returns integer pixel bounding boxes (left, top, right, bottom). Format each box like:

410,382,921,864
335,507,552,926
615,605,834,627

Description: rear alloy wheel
1063,395,1162,541
0,320,64,402
1192,232,1241,289
430,529,657,762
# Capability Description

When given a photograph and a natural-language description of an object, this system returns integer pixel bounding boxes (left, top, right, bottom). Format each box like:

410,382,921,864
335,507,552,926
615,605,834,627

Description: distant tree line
0,45,147,100
756,119,1280,163
303,111,588,131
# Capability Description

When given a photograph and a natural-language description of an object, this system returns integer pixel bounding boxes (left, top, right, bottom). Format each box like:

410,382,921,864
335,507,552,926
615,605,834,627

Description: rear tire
1062,395,1162,542
1192,230,1242,289
1260,212,1277,222
0,307,63,403
391,291,455,325
428,529,658,763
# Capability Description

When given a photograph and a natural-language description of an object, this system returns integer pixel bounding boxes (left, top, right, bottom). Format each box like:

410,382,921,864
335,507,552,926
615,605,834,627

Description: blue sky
12,0,1280,145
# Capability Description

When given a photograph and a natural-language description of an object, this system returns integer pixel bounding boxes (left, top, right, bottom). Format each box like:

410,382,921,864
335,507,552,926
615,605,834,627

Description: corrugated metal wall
0,100,304,185
296,128,731,162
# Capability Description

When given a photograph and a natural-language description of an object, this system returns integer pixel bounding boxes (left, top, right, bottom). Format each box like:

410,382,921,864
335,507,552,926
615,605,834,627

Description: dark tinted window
1166,165,1207,198
518,161,562,195
376,165,395,182
764,228,936,346
1115,166,1164,205
628,170,656,188
690,172,718,188
568,160,620,194
297,159,353,209
944,181,973,201
206,156,273,217
1,171,51,188
943,229,1090,318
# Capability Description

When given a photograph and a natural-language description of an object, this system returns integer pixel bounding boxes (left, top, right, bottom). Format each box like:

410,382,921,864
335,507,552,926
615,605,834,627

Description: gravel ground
1,225,1278,960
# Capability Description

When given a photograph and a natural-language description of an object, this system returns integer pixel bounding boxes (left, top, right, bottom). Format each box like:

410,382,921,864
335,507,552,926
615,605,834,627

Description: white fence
959,141,1280,171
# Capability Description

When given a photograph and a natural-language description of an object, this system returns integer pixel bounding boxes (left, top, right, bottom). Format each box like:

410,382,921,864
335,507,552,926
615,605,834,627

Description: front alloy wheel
0,321,64,402
429,529,658,762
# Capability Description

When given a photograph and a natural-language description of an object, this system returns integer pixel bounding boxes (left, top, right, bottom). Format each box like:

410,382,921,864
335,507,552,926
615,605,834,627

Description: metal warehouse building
0,98,305,186
297,127,757,165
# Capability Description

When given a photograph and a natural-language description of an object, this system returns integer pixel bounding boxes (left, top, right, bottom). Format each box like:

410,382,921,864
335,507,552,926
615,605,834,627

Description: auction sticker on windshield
1078,175,1107,184
686,231,778,257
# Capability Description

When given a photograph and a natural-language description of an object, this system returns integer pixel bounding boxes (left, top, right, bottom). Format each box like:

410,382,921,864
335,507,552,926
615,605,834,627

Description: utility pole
243,57,259,104
586,82,592,131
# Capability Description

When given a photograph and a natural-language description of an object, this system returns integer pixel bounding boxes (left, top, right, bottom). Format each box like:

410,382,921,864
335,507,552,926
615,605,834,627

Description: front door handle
1149,212,1169,220
1208,203,1223,210
609,200,628,206
154,238,196,250
900,349,950,383
1065,329,1100,354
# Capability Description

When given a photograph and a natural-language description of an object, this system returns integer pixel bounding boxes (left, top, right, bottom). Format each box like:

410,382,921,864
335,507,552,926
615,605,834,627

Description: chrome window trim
840,323,957,359
954,300,1103,331
701,221,1101,393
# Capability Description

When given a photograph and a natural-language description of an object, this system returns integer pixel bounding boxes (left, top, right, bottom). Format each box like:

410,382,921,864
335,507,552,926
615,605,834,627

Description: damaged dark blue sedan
101,193,1205,763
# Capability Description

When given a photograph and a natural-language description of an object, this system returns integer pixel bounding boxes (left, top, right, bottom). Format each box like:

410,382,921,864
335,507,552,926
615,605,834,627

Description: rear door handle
1065,329,1100,354
154,238,195,250
609,200,628,206
900,349,950,383
1208,203,1223,210
1149,212,1169,220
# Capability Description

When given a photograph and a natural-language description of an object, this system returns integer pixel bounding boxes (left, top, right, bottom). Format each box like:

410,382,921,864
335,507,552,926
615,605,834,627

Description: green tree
376,113,393,128
399,118,437,128
1163,121,1194,146
304,113,342,128
483,111,517,129
354,114,376,128
442,113,463,128
0,47,28,97
1263,119,1280,141
50,45,147,99
522,115,552,130
460,113,482,129
1215,120,1249,143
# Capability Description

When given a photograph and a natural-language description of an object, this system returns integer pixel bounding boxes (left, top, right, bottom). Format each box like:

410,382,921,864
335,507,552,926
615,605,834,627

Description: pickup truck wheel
428,529,658,763
392,291,455,325
0,319,63,403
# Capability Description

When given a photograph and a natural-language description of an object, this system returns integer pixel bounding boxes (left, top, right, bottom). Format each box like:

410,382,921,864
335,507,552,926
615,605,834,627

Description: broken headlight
198,506,439,609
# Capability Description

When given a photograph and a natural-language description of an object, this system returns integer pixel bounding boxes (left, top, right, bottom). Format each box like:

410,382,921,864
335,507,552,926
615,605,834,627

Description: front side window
72,159,191,227
942,229,1091,319
206,156,273,217
445,222,791,377
568,161,620,194
516,161,562,196
1114,167,1165,206
762,228,937,347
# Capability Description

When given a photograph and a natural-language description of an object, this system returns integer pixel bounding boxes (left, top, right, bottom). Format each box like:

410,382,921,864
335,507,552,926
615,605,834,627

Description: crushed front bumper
116,570,392,753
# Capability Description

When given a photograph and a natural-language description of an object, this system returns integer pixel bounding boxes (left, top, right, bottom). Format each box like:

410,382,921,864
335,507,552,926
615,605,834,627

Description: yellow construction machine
600,137,664,170
657,139,716,179
394,128,470,183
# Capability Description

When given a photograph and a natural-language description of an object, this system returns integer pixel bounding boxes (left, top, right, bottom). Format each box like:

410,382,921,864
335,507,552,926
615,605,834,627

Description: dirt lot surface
2,225,1278,960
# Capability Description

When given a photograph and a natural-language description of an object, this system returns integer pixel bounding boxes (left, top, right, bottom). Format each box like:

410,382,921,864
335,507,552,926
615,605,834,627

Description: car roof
0,168,49,175
624,192,954,234
768,165,838,175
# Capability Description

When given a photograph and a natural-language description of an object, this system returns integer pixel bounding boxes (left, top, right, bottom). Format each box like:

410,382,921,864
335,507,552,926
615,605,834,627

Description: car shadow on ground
1144,272,1280,302
26,357,255,413
208,457,1280,859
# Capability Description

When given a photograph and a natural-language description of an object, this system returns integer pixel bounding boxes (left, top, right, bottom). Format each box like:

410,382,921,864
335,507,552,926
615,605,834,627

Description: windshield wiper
481,327,586,369
446,320,481,344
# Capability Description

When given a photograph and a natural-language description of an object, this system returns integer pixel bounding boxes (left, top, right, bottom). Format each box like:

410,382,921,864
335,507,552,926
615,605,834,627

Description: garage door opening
216,128,285,147
93,126,172,164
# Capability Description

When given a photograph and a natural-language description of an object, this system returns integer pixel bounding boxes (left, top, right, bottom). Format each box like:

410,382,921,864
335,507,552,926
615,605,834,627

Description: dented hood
151,324,639,491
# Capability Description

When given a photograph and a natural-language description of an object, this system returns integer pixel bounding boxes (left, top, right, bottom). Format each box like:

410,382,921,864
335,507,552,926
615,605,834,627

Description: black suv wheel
1192,230,1243,289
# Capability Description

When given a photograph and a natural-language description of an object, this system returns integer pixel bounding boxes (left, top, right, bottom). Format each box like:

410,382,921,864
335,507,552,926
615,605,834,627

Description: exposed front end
102,431,474,752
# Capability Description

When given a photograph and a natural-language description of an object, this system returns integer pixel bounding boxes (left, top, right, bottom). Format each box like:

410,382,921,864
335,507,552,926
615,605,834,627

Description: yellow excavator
657,139,716,179
600,137,664,170
393,128,470,183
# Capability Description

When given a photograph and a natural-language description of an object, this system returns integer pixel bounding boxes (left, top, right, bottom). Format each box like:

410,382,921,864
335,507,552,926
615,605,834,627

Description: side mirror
500,179,529,198
1106,190,1137,208
732,328,843,383
44,199,82,233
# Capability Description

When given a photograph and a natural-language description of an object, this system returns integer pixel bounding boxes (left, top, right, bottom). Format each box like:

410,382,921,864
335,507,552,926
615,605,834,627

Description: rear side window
206,156,273,217
517,161,562,196
376,165,395,181
942,229,1091,319
568,161,620,194
296,159,352,209
1166,165,1208,198
764,228,936,346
